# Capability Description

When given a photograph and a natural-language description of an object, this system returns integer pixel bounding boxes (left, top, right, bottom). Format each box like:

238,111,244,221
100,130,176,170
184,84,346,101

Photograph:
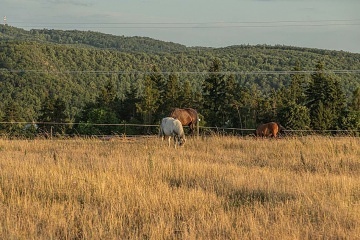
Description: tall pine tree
305,61,346,130
277,63,310,130
202,59,226,127
39,96,68,135
202,59,242,128
136,75,161,127
162,73,180,114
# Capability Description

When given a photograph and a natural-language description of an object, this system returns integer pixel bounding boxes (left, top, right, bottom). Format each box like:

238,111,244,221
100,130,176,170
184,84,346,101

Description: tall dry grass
0,135,359,239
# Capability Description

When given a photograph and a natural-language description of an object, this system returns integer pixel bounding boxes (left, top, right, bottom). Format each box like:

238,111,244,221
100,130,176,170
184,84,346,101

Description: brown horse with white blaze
170,108,199,134
256,122,285,138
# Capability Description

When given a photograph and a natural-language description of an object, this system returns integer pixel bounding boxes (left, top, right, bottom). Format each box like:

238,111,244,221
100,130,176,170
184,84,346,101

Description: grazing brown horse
170,108,199,134
256,122,285,138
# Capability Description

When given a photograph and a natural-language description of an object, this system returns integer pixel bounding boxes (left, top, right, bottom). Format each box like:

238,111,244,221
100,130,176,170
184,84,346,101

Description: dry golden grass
0,135,359,239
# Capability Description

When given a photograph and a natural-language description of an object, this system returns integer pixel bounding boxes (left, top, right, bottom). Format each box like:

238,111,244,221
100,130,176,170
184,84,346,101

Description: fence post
196,118,199,138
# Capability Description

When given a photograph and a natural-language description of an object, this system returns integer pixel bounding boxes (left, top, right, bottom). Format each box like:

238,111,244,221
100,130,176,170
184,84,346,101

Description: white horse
159,117,186,148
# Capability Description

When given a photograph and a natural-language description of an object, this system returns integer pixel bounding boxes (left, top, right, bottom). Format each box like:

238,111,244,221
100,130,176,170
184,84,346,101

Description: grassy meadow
0,135,359,239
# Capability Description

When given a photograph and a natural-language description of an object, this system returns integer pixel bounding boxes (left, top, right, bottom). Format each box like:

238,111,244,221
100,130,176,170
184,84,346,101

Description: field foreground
0,136,359,239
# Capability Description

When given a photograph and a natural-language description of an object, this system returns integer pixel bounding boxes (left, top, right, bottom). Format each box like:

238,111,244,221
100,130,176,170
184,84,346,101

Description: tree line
0,26,360,137
1,58,359,137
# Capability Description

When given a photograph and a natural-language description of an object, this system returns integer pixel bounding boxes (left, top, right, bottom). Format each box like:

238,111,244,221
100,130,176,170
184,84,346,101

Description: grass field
0,135,359,239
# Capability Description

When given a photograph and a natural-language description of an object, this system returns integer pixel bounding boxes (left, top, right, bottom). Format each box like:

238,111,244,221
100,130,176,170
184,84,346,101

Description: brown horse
256,122,285,138
170,108,199,134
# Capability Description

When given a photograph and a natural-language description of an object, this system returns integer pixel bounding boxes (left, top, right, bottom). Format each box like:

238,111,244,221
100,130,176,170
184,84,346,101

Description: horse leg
186,123,192,135
168,136,171,147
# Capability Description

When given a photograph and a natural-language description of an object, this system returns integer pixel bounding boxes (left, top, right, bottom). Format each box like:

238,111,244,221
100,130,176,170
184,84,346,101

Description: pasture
0,136,359,239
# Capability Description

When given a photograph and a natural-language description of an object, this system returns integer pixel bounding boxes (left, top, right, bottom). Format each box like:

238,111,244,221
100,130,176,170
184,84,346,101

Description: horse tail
158,122,164,137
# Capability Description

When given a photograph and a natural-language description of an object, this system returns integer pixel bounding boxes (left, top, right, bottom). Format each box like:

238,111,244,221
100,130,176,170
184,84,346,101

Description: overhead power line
9,19,360,29
10,19,360,24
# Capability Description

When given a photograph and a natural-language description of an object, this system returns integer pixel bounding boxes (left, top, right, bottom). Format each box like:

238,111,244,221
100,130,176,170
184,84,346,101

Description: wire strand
0,69,359,75
6,19,360,30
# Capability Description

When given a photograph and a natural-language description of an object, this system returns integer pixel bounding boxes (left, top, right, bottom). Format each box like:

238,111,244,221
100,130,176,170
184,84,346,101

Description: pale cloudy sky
2,0,360,53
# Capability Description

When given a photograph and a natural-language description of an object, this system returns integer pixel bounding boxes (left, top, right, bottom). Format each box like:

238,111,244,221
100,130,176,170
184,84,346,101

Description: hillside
0,25,359,131
0,24,189,53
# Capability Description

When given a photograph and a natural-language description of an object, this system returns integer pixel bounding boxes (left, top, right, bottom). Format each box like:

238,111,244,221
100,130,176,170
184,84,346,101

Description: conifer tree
305,61,346,130
338,87,360,133
39,96,68,135
163,73,180,114
119,84,139,122
1,101,24,136
222,74,241,127
277,63,310,130
97,79,117,108
350,87,360,112
202,59,227,127
278,102,311,131
288,63,307,105
135,75,160,127
179,79,193,108
202,60,242,128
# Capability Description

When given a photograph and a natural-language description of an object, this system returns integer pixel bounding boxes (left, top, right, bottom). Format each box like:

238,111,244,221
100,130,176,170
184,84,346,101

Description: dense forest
0,24,359,136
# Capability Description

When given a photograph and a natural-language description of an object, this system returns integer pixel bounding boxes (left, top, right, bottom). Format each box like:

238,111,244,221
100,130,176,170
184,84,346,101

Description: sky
2,0,360,53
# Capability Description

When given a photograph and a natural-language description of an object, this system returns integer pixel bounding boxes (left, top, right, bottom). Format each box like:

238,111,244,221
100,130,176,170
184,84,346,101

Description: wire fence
1,69,360,75
0,121,359,139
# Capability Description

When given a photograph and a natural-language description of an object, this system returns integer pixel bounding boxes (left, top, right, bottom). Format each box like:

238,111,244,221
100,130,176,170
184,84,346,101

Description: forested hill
0,24,189,53
0,24,360,133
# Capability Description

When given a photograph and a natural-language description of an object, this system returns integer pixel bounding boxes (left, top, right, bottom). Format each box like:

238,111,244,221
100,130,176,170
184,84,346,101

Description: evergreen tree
97,79,117,108
163,73,180,114
256,96,275,124
288,63,307,105
179,79,193,108
338,110,360,134
119,84,140,123
350,87,360,111
136,75,161,128
76,108,119,135
0,101,24,136
150,65,166,119
312,101,333,131
202,59,228,127
278,102,311,131
75,79,122,135
39,96,68,135
276,63,309,130
338,87,360,134
305,61,346,130
201,61,242,128
222,74,241,128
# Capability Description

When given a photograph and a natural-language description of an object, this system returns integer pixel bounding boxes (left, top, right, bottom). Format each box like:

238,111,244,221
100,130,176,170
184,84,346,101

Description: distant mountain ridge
0,24,190,53
2,24,359,55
